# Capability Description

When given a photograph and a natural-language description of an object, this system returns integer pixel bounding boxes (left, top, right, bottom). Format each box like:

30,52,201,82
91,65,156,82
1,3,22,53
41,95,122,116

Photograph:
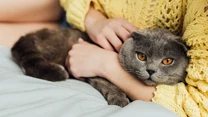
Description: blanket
0,46,177,117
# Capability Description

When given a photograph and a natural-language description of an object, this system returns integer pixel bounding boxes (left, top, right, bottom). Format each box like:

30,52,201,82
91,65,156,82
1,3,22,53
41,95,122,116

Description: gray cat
120,29,189,86
11,28,189,107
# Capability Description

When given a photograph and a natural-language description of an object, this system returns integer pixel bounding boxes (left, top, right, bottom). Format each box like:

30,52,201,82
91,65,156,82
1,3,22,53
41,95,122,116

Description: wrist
84,6,107,32
100,52,120,79
101,52,156,101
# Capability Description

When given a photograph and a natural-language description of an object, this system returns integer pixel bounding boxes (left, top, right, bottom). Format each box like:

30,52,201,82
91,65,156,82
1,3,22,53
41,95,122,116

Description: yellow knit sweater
60,0,208,116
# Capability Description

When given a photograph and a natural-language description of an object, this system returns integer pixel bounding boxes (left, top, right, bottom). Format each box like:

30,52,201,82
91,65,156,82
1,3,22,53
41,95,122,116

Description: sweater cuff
60,0,104,31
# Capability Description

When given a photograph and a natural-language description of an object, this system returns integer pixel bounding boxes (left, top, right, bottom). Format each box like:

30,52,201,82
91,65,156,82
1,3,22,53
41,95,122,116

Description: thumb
78,38,85,43
78,38,91,45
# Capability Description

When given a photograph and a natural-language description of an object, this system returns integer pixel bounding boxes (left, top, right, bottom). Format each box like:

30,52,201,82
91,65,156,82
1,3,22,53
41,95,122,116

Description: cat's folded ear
131,31,146,40
174,36,189,52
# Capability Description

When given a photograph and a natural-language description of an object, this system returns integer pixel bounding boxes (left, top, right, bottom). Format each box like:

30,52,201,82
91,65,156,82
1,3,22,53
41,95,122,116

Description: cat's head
119,28,189,86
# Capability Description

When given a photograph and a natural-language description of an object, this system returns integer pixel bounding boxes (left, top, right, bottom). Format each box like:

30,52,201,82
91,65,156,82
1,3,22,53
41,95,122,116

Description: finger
78,38,91,45
65,55,69,68
96,35,114,51
78,38,84,42
104,29,122,52
77,77,85,81
114,26,131,41
70,69,80,79
120,19,137,32
69,58,80,79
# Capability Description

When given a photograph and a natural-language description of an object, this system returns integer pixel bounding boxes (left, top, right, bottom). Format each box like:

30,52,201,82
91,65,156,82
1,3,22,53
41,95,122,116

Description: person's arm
84,6,137,51
61,0,137,51
102,55,155,101
66,39,155,101
0,0,62,22
60,0,104,31
0,22,59,47
0,0,62,47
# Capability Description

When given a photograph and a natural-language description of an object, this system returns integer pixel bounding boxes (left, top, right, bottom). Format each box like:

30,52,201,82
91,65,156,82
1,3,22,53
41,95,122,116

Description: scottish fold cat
120,29,189,86
11,28,189,107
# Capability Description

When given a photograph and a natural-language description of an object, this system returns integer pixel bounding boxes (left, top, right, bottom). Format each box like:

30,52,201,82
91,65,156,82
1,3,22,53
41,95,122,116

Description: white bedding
0,46,178,117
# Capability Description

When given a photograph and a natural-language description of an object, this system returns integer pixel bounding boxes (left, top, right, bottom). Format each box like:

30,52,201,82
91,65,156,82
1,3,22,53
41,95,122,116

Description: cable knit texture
60,0,186,34
153,17,208,117
60,0,208,116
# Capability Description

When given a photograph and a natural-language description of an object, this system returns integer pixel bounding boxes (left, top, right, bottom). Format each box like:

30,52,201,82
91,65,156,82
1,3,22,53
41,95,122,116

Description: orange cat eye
137,52,147,61
162,58,174,65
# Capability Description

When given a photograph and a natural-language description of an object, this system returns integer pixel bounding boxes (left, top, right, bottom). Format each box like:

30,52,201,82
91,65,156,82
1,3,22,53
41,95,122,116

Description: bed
0,45,178,117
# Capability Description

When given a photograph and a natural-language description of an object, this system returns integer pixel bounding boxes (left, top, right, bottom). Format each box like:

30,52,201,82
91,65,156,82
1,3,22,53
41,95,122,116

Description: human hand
86,17,137,52
66,39,155,102
65,38,119,79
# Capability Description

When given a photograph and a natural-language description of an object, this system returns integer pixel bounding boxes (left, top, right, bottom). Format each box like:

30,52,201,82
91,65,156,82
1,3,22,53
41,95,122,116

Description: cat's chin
143,79,181,86
143,80,157,86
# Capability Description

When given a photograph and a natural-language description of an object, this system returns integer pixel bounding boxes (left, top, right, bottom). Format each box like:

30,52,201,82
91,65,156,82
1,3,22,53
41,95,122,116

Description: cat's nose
147,69,155,75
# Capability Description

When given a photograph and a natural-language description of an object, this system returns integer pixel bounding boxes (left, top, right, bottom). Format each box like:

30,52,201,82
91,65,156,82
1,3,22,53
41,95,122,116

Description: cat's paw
87,78,130,107
38,63,69,81
107,92,130,107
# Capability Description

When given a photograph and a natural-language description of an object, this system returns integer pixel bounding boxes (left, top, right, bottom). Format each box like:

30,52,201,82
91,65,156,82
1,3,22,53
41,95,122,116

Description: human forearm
0,22,59,47
0,0,62,22
102,54,155,101
66,40,155,101
85,6,137,51
61,0,104,31
84,6,107,32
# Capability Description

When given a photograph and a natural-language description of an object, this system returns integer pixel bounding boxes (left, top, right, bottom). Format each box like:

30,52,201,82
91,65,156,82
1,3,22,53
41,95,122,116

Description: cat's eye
162,58,174,65
137,52,147,61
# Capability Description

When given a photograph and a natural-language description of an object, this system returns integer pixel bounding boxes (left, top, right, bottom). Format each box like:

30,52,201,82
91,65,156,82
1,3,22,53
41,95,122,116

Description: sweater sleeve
152,0,208,116
182,0,208,32
60,0,104,31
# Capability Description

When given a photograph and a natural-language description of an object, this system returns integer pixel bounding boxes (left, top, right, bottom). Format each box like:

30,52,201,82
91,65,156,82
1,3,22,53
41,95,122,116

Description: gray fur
11,28,189,108
119,29,189,86
11,28,129,107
